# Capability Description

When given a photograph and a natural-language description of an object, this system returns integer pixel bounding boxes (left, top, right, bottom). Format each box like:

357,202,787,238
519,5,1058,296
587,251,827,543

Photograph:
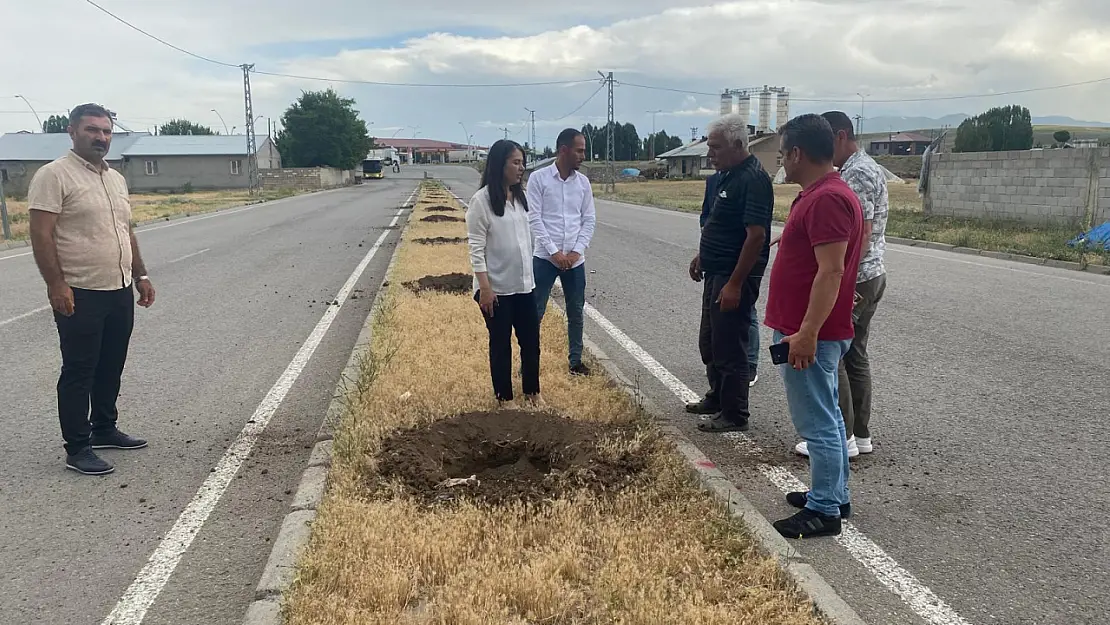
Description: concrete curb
579,333,868,625
0,185,348,251
885,235,1110,276
238,183,420,625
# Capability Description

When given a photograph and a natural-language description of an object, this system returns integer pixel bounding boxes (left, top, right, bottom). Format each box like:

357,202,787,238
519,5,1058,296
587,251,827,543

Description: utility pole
524,108,537,162
856,92,868,136
647,109,662,159
14,95,42,132
499,126,510,140
0,174,11,241
211,108,229,134
241,63,260,195
853,114,863,138
599,71,615,193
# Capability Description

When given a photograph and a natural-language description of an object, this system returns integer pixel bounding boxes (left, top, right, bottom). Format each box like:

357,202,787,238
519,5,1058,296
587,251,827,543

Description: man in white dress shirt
526,128,597,376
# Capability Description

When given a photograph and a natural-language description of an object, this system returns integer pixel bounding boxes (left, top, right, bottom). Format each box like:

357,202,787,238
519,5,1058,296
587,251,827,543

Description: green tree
579,121,643,161
642,130,685,159
276,88,373,170
158,119,215,136
42,114,69,133
1053,130,1071,144
954,105,1033,152
542,146,554,158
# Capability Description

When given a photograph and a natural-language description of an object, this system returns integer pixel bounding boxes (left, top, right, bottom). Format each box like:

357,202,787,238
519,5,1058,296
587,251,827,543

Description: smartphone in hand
769,342,790,366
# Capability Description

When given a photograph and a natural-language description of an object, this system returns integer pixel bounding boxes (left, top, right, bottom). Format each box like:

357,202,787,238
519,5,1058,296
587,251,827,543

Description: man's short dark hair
556,128,584,150
821,111,855,140
68,103,112,128
779,114,835,164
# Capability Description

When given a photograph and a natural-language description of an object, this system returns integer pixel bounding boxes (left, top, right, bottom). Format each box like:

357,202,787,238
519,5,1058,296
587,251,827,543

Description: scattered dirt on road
375,410,648,505
403,273,472,294
420,214,463,223
414,237,466,245
425,205,458,212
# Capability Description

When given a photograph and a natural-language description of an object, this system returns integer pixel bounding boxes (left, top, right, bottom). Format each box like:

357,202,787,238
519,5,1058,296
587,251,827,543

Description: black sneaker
773,508,842,539
569,363,591,377
685,398,721,415
786,491,851,519
66,448,115,476
91,429,148,450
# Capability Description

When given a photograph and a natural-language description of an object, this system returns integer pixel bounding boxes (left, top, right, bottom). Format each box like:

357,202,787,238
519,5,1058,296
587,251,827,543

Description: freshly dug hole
403,273,471,294
375,411,649,505
421,214,463,223
414,237,467,245
425,205,458,212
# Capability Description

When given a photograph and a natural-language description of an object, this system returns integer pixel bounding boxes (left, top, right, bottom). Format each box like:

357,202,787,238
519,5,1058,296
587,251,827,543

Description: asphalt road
0,173,418,625
435,165,1110,625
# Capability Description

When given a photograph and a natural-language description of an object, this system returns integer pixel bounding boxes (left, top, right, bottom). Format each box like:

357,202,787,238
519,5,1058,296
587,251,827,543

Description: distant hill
860,114,1110,134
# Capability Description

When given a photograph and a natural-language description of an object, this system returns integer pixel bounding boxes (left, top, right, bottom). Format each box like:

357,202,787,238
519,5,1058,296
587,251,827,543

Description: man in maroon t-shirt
765,114,864,539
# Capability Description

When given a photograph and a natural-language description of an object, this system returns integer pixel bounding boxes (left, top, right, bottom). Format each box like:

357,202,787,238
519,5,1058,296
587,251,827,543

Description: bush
182,181,194,194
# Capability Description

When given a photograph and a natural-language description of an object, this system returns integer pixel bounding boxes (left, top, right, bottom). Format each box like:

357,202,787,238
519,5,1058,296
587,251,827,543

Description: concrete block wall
924,148,1109,226
260,167,352,192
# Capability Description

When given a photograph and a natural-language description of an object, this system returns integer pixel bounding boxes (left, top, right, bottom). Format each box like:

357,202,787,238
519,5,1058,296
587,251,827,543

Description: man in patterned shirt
793,111,888,459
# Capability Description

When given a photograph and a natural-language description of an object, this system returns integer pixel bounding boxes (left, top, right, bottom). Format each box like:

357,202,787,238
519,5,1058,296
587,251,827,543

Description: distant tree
1053,130,1071,144
158,119,216,136
276,88,373,170
642,130,685,159
954,105,1033,152
542,146,554,158
580,121,643,161
42,114,68,133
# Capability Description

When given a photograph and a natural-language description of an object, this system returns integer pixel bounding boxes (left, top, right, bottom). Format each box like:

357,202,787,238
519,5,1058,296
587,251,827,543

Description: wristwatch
137,275,150,283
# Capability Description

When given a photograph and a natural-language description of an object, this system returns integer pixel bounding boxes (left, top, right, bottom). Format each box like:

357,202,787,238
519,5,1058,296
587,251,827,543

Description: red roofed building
868,132,934,156
375,138,487,164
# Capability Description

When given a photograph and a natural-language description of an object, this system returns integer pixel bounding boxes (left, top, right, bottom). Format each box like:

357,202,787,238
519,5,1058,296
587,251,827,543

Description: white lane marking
165,248,210,265
0,305,50,328
582,301,974,625
0,250,33,262
139,204,261,233
249,226,272,237
100,208,406,625
890,247,1108,287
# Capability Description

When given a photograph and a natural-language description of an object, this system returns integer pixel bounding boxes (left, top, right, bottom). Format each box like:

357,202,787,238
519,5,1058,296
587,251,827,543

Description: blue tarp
1069,221,1110,250
621,168,640,177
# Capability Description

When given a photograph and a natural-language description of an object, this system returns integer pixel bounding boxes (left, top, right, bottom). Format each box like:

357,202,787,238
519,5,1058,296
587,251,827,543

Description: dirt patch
425,205,458,212
375,411,648,505
403,272,472,294
414,237,467,245
420,215,463,223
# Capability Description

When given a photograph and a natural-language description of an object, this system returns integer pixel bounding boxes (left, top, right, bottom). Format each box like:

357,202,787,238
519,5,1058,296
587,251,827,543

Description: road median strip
246,180,838,625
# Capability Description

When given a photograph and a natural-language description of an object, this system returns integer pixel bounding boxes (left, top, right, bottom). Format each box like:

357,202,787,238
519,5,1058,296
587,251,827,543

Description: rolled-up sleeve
466,191,491,273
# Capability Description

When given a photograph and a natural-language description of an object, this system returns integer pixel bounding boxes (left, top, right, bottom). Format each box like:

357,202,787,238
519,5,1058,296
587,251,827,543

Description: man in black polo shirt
687,114,773,432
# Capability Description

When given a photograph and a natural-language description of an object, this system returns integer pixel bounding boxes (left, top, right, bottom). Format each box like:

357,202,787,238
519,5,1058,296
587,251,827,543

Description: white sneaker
794,436,859,458
855,437,873,454
749,373,759,387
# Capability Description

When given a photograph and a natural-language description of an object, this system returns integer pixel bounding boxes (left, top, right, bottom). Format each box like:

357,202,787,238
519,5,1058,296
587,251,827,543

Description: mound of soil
420,215,463,223
414,237,467,245
425,205,458,212
404,273,471,294
376,411,648,505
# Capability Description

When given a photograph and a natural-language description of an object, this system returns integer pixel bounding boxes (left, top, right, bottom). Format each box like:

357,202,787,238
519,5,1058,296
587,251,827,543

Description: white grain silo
776,91,790,130
736,93,751,127
719,93,734,116
757,86,773,134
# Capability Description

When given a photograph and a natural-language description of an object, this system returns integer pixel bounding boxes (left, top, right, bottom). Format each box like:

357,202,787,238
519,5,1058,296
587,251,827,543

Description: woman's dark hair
480,139,528,217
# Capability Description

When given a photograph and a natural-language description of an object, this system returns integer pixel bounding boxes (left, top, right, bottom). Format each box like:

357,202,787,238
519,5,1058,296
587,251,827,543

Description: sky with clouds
4,0,1110,148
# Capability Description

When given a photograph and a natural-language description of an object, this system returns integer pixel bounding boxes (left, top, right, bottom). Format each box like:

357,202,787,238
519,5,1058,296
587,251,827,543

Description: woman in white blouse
465,140,542,407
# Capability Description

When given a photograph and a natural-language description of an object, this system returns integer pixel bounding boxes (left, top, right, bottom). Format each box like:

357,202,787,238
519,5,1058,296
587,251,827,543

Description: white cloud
4,0,1110,149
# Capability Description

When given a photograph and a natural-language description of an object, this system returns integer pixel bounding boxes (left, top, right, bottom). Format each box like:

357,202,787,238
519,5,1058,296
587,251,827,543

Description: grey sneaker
91,429,148,450
66,448,115,476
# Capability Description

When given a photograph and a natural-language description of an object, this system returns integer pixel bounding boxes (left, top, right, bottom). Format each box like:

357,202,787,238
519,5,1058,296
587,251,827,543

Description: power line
545,82,607,122
619,76,1110,104
82,0,240,68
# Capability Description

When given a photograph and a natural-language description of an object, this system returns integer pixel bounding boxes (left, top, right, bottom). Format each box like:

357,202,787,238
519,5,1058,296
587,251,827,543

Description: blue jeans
773,330,852,517
533,257,585,367
748,305,760,371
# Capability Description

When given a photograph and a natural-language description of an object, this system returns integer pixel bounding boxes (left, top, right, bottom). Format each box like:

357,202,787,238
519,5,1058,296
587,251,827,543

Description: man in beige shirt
28,103,157,476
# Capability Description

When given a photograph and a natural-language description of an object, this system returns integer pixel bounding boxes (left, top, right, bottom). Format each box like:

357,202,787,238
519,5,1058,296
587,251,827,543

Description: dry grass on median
281,181,822,625
598,179,1108,267
1,188,300,242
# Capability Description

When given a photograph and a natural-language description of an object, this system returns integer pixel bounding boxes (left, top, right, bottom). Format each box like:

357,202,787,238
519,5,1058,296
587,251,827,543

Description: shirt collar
841,149,866,172
721,154,756,179
550,162,578,181
67,149,109,173
797,171,840,198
